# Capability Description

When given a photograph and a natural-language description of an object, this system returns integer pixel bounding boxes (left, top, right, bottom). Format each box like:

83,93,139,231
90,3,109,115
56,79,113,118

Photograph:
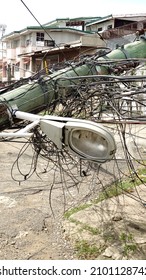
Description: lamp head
64,122,116,163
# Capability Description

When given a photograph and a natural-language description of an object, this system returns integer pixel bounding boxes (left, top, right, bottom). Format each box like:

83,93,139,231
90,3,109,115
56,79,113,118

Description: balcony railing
101,19,146,39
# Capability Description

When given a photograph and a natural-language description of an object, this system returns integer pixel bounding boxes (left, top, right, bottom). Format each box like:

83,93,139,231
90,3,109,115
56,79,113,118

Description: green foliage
119,232,137,256
75,240,101,259
120,232,133,242
64,167,145,259
64,204,91,219
67,217,100,235
81,224,99,235
65,166,146,220
94,178,135,204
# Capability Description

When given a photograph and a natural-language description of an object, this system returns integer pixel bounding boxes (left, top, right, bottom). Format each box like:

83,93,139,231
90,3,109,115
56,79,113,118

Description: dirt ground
0,134,109,260
0,125,143,260
0,138,77,260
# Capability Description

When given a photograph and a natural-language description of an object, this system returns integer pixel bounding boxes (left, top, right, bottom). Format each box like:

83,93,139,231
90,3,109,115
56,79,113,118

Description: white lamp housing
12,111,116,163
64,122,116,163
40,119,64,149
40,119,116,163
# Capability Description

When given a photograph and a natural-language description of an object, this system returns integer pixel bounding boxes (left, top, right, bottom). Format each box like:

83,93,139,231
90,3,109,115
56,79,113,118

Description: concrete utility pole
0,38,146,131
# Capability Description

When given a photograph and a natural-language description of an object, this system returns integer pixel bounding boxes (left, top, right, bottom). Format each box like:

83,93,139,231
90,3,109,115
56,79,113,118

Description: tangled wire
6,57,146,213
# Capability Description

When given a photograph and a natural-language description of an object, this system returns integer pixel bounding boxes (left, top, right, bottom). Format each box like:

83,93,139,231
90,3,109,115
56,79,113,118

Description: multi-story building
0,24,6,84
3,14,146,84
85,13,146,48
2,17,105,83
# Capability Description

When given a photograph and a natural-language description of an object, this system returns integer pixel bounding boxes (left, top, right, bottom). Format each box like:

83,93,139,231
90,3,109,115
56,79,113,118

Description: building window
98,27,103,32
14,63,20,72
11,64,14,77
6,42,11,48
36,32,44,41
44,40,55,47
11,40,19,48
107,25,112,30
3,64,7,77
26,39,30,46
23,61,30,71
25,63,29,71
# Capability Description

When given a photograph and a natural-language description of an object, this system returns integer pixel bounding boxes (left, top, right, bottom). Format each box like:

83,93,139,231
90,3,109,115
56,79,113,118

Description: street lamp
0,111,116,164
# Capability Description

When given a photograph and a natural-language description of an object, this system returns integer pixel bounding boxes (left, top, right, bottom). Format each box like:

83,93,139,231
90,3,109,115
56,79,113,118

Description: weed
69,218,100,235
64,204,92,219
93,178,137,204
119,232,137,256
75,240,101,259
123,244,137,256
120,232,133,242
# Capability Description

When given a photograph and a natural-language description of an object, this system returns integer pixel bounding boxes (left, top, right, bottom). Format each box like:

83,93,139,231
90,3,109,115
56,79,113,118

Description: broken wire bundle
2,58,146,211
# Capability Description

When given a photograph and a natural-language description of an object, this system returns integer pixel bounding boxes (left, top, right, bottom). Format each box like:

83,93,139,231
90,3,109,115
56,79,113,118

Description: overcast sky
1,0,146,34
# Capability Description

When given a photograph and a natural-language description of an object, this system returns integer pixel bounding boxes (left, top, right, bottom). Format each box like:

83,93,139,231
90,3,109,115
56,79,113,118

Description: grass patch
94,177,138,204
81,224,100,235
75,240,102,259
64,203,92,219
64,166,146,219
119,232,137,256
63,168,146,259
69,218,100,235
137,167,146,181
123,244,137,256
64,177,137,219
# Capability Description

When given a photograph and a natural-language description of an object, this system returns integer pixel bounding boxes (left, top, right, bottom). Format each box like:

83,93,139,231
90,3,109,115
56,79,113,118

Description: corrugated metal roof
2,26,94,41
86,13,146,26
44,17,101,27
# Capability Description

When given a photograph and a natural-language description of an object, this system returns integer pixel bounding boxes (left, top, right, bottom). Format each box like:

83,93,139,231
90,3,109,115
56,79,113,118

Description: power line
20,0,66,53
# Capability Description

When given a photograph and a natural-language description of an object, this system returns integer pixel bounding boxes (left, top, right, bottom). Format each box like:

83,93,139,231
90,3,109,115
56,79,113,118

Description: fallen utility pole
0,39,146,131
